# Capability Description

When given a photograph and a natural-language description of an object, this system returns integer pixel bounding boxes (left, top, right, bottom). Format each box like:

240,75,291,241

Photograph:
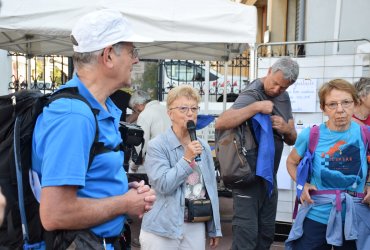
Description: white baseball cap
71,9,152,53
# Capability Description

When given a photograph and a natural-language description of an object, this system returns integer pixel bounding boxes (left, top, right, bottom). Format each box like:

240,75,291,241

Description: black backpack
0,87,116,250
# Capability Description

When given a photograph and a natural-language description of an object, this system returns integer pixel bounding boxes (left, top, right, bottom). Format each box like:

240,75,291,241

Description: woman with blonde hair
140,85,222,249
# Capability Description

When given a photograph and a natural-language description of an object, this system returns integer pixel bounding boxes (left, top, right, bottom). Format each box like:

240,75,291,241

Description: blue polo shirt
32,75,128,237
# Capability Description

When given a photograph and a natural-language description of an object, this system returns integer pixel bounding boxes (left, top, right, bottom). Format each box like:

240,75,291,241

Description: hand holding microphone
186,120,201,162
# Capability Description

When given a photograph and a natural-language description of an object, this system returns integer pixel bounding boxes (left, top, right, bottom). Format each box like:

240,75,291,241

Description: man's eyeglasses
130,47,139,59
170,106,200,113
105,43,139,59
325,100,354,110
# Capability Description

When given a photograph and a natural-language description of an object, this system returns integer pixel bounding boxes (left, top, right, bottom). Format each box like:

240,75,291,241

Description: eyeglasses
170,106,200,113
107,43,139,59
129,47,139,59
325,100,354,110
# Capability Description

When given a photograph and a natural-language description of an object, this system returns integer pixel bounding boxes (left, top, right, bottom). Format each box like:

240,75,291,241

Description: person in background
215,57,299,250
140,85,222,250
128,89,171,173
110,89,139,172
32,9,155,249
110,88,138,123
352,77,370,126
285,79,370,249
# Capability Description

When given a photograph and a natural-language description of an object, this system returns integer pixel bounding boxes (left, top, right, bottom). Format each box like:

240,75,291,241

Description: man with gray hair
215,57,299,250
31,9,155,249
129,89,171,173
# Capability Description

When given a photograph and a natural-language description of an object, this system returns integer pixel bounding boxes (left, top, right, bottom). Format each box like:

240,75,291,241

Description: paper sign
287,79,317,112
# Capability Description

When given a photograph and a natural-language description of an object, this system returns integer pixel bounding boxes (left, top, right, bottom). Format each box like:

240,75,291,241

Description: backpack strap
13,116,30,244
246,119,258,146
293,125,320,219
360,125,370,158
47,87,121,169
360,125,370,181
308,125,320,154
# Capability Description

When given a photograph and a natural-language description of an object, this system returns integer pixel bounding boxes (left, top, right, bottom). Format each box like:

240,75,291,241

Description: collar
59,74,121,121
145,100,160,108
164,127,182,151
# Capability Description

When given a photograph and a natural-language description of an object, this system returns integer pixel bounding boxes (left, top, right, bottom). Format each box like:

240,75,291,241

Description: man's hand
270,115,289,134
128,180,156,218
256,100,274,114
215,100,274,130
271,116,297,145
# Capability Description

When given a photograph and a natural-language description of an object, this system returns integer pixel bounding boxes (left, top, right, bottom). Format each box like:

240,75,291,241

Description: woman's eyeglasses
170,106,200,113
325,100,354,110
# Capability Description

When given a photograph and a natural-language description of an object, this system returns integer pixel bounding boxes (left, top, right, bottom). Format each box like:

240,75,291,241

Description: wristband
365,182,370,186
182,156,192,164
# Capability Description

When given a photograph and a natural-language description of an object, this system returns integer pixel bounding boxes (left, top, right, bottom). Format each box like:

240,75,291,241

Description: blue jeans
293,218,356,250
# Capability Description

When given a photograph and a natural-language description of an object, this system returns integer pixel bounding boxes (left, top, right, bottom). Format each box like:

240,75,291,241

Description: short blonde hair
166,85,201,109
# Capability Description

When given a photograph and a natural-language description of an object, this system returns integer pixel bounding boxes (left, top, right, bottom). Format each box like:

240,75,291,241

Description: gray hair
354,77,370,100
72,42,125,69
129,89,151,107
271,57,299,84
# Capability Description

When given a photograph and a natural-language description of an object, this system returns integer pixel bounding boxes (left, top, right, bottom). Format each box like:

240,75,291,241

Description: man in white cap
32,9,155,249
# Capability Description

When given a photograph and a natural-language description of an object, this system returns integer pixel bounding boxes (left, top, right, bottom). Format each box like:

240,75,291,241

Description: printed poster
287,79,317,112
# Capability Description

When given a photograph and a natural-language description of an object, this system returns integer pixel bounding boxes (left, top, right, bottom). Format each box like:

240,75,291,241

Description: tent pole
203,61,210,142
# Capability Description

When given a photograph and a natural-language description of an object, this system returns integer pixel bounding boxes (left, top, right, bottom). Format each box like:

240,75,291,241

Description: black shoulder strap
246,119,258,146
239,88,265,147
47,87,120,170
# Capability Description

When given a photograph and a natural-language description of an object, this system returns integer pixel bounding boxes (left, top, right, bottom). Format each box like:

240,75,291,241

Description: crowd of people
1,7,370,250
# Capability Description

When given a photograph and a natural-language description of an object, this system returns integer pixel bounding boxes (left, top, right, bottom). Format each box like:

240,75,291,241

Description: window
164,61,218,82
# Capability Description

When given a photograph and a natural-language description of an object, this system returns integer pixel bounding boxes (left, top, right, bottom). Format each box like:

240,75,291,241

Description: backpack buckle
346,190,358,197
241,147,247,156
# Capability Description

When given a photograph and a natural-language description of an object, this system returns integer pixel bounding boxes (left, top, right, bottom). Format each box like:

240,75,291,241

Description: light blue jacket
285,193,370,249
141,127,222,239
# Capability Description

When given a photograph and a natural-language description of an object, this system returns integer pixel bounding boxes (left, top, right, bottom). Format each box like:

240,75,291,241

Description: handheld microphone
186,120,201,162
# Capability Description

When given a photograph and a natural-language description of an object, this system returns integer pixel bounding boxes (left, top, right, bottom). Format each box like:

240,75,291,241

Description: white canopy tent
0,0,257,131
0,0,257,61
